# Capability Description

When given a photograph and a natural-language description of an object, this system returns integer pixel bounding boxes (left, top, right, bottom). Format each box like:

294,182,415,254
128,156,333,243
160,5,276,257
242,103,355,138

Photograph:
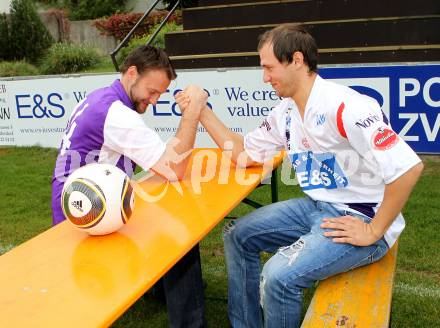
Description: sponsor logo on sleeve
355,113,381,129
372,126,398,150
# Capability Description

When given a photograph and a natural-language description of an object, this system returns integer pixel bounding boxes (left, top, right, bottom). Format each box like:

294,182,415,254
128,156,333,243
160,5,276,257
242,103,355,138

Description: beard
133,98,148,114
129,82,148,114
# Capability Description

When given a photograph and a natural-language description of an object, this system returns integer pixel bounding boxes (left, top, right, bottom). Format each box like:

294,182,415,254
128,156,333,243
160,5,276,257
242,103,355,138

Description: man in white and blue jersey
177,24,424,328
52,45,207,327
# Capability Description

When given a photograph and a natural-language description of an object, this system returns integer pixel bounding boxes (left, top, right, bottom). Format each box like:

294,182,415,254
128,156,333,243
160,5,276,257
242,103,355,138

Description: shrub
0,61,39,77
0,14,11,61
93,10,182,40
62,0,127,20
116,21,182,64
9,0,54,63
39,43,100,74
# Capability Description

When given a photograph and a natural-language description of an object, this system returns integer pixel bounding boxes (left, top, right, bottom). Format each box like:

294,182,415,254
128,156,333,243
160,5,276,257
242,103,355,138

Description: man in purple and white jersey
177,25,424,328
52,46,207,327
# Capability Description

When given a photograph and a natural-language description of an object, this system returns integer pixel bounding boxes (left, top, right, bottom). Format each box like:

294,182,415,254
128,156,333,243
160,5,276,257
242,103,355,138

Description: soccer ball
61,163,135,235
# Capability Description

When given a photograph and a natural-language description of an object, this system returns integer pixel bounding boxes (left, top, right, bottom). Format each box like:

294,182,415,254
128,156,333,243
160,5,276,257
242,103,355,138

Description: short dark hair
120,45,177,80
258,24,318,73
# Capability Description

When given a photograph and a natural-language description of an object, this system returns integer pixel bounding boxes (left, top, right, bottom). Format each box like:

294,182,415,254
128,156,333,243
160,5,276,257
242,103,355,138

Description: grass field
0,146,439,327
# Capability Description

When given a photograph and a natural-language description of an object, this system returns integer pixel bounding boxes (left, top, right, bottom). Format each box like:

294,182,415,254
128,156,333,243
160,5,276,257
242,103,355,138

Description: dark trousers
158,244,207,328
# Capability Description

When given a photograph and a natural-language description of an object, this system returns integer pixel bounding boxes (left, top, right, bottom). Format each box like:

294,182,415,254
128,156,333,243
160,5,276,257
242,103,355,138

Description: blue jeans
223,197,389,328
162,244,207,328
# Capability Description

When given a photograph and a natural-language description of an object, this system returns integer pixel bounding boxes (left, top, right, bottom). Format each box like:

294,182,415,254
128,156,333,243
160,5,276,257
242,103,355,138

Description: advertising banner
1,63,439,153
0,82,15,146
3,74,118,148
321,65,440,154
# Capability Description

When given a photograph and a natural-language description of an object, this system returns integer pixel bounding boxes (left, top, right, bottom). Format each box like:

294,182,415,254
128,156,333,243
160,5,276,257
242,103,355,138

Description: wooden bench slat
301,243,398,328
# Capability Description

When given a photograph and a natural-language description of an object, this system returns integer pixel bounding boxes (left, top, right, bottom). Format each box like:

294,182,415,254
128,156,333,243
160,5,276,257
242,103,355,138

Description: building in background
0,0,11,14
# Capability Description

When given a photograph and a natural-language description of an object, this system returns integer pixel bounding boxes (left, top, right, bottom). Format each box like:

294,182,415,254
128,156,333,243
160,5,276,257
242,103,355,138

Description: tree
63,0,127,20
9,0,54,63
0,14,11,61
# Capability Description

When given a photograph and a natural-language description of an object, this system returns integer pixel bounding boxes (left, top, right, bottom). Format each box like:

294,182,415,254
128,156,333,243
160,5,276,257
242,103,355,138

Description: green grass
0,147,439,327
78,56,116,74
0,147,57,247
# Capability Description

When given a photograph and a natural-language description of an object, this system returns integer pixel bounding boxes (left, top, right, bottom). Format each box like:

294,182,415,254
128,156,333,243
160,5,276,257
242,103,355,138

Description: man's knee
223,220,240,259
223,219,237,238
223,219,238,248
223,217,260,253
223,219,249,245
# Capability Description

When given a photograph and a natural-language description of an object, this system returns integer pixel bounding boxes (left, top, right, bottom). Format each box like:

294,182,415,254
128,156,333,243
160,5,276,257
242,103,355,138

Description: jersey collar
111,79,136,111
285,74,323,122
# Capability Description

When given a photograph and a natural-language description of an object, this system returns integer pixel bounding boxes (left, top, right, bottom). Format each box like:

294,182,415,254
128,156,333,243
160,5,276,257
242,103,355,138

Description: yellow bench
0,148,282,327
301,243,398,328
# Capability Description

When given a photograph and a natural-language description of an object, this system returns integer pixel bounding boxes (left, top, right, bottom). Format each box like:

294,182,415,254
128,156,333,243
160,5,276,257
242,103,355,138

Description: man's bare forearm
200,107,257,166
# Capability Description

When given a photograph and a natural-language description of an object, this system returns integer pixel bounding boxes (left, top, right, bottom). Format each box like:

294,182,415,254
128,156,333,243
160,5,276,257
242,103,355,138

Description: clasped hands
174,85,208,121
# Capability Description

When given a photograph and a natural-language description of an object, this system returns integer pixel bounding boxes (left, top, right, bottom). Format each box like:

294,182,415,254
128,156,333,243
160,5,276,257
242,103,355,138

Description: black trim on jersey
345,203,377,219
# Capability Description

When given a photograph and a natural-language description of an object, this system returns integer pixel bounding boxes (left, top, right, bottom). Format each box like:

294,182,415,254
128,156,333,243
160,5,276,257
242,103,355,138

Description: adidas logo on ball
71,200,83,212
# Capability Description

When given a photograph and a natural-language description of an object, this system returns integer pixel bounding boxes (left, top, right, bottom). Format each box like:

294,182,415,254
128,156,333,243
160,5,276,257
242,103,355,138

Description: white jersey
100,100,166,172
244,75,421,247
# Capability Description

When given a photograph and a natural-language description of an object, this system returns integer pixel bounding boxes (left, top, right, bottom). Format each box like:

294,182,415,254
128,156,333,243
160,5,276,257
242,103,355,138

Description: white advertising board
0,68,280,148
1,64,439,153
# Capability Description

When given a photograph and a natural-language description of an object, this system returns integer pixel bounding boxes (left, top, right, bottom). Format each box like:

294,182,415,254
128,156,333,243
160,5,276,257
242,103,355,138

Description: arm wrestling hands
150,85,208,180
175,88,258,167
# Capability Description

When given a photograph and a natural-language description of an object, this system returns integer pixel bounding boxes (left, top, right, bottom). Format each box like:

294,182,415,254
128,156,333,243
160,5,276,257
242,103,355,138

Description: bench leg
271,167,279,203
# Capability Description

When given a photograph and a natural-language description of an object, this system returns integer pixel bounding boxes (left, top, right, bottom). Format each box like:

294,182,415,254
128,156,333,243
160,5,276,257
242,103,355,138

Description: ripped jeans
223,197,389,328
